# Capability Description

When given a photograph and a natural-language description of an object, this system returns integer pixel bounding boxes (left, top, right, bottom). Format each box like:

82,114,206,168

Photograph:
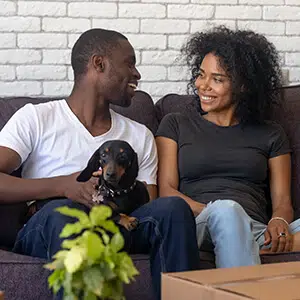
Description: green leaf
56,206,90,223
83,290,98,300
99,219,119,234
48,269,65,294
71,271,83,290
44,258,64,271
83,266,104,296
98,262,116,280
53,250,69,259
90,205,112,226
62,236,83,249
103,248,116,270
115,252,139,282
83,231,104,262
63,272,73,295
102,280,124,300
95,228,110,245
119,269,130,284
64,246,86,274
63,294,77,300
60,222,85,238
110,233,125,253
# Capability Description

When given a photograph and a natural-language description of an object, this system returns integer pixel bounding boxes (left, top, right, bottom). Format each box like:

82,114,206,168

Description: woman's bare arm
269,154,294,223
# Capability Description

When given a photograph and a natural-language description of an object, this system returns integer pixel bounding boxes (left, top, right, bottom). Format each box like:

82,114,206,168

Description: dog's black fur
77,140,149,231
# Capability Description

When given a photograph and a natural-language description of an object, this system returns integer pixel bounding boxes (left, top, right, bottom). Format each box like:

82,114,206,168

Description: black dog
77,140,149,231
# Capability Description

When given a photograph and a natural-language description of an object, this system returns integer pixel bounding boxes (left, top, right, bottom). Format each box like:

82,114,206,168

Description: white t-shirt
0,99,157,185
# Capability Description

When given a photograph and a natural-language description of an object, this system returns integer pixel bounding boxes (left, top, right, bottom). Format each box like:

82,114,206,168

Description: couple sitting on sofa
0,27,300,300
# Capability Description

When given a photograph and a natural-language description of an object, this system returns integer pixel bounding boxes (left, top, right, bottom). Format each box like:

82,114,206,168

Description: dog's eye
101,153,106,158
119,153,128,160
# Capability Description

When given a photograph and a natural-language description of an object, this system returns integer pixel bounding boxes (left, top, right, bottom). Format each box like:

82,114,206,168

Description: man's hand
264,219,292,253
60,171,101,208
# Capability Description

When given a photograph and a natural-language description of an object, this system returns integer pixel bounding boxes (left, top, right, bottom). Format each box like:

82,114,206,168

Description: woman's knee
208,200,248,220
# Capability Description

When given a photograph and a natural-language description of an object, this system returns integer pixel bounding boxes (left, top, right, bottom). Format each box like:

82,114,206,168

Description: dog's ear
77,149,101,182
126,152,139,180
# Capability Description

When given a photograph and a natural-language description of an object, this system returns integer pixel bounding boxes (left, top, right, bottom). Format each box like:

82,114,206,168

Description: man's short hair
71,28,127,81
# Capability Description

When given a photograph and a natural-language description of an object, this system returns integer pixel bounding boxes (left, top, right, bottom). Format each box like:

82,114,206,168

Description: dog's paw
119,214,139,231
127,217,139,231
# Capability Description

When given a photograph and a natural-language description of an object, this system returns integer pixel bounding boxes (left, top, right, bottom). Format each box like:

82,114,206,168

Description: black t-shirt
156,112,291,224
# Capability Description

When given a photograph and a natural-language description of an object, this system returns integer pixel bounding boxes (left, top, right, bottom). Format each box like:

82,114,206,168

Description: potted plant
44,205,139,300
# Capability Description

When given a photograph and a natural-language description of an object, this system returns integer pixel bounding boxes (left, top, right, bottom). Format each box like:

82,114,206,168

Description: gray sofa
1,86,300,299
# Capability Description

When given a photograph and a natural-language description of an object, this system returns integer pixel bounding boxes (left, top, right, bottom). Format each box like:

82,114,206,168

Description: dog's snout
106,170,117,179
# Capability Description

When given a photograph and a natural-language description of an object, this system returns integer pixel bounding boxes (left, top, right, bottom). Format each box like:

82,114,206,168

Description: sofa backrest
0,90,158,134
155,85,300,220
0,90,158,249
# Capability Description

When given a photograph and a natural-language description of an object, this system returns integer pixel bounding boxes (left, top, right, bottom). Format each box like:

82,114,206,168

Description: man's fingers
79,186,96,208
89,176,99,186
92,170,102,177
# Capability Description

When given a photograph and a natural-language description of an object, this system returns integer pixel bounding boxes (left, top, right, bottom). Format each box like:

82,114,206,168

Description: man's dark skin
0,39,157,207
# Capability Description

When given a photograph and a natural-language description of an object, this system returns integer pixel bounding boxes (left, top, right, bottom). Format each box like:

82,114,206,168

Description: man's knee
40,199,89,226
152,196,193,220
42,198,88,212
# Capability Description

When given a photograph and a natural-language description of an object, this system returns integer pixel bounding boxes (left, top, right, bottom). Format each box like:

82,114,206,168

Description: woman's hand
192,202,206,217
264,219,292,252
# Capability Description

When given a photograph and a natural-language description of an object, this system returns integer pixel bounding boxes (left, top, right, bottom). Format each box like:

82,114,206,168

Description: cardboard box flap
221,276,300,300
166,262,300,285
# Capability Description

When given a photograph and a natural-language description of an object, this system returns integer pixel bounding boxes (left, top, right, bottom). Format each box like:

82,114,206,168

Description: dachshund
77,140,149,231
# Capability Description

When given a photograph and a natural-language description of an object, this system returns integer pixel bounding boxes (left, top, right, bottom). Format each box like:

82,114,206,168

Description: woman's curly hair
181,26,283,124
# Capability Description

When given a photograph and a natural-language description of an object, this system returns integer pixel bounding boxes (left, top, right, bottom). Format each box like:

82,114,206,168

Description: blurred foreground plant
44,205,139,300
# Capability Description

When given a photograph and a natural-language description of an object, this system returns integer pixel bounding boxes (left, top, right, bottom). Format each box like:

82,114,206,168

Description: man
0,29,200,299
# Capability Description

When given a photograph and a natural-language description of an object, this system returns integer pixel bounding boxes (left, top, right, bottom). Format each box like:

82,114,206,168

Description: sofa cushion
270,85,300,219
155,85,300,220
155,93,197,124
0,250,153,300
0,249,52,300
0,90,158,249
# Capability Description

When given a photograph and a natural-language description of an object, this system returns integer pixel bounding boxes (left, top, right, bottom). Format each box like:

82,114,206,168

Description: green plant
44,205,139,300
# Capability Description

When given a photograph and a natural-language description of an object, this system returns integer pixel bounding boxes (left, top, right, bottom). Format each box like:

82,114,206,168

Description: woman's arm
264,153,294,252
269,153,294,223
156,136,205,216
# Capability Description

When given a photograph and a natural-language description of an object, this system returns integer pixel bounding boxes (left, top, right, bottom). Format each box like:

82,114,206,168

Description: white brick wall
0,0,299,101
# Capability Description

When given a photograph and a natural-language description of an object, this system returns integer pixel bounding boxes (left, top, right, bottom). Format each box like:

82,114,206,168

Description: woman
156,26,300,268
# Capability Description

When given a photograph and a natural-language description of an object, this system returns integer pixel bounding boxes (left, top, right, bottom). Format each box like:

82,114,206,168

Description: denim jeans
13,197,201,300
195,199,300,268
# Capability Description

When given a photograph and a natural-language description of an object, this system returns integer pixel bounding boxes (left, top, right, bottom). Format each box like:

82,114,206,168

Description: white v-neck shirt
0,99,157,185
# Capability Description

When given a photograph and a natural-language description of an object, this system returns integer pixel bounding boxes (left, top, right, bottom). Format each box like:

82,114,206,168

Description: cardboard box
162,261,300,299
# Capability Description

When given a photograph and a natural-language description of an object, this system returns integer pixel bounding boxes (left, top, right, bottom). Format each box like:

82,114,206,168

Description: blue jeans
195,199,300,268
13,197,201,300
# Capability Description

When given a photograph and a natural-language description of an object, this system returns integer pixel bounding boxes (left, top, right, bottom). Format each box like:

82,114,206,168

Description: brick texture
0,0,299,99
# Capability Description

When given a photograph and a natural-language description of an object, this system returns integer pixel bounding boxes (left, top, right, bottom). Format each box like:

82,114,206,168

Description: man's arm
0,146,68,203
0,146,96,208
